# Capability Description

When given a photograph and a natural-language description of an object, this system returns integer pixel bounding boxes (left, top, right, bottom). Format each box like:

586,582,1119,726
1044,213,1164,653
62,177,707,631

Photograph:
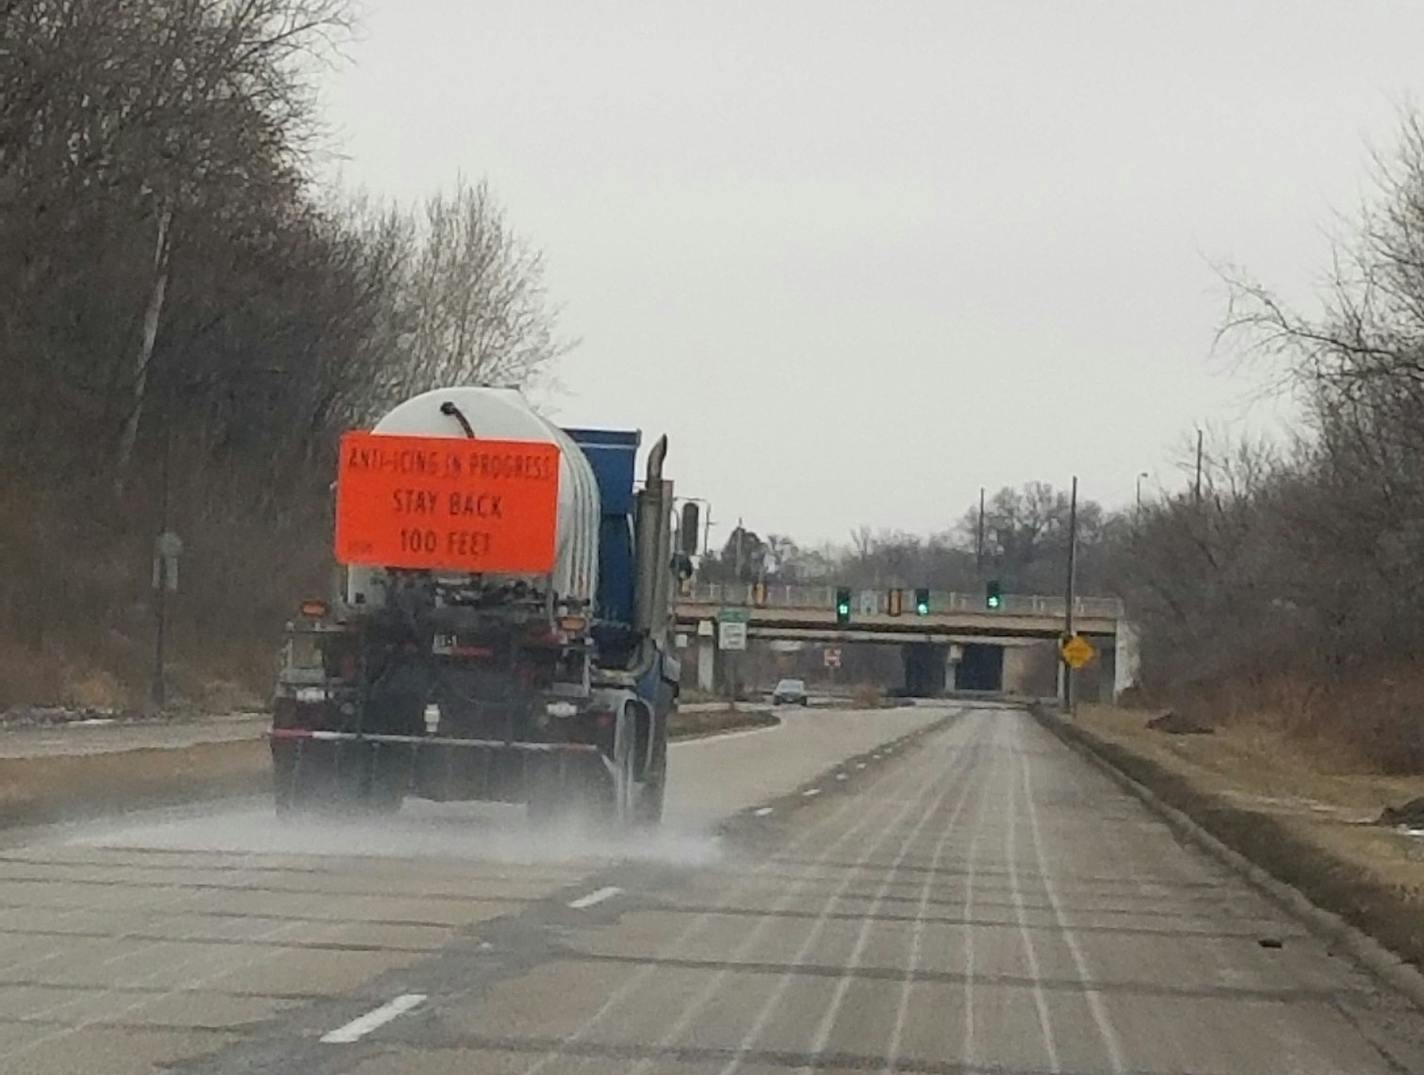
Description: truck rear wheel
273,740,339,816
360,742,409,815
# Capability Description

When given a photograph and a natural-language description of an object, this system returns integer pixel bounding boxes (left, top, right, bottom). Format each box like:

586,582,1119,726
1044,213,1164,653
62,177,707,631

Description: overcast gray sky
321,1,1423,546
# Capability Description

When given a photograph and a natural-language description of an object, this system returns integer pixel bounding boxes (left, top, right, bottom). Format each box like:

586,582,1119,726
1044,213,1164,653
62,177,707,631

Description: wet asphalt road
0,703,1422,1074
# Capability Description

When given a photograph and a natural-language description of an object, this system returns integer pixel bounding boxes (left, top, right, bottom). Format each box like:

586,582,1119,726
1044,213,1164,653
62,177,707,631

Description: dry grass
1155,665,1424,775
0,739,269,829
1078,704,1424,816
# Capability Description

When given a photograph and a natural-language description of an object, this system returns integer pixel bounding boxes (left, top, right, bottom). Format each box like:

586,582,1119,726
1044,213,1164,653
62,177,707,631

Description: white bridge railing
678,583,1123,620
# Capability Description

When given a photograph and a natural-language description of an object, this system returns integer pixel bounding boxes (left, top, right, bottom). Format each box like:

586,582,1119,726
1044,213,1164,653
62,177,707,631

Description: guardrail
678,583,1123,620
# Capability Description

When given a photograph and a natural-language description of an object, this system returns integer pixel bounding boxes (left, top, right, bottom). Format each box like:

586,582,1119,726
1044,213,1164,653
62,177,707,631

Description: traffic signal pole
1061,475,1078,714
976,487,985,573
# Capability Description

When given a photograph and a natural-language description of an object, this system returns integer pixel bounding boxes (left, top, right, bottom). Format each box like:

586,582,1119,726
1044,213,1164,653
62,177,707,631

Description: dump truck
268,387,689,825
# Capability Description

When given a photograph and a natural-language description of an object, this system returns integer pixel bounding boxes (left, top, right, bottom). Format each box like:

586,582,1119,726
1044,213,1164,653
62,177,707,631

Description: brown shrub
1166,662,1424,775
851,683,885,709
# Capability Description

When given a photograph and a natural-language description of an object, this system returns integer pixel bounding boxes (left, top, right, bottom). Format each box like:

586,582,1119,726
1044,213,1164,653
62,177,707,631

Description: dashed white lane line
754,807,774,817
855,762,867,769
568,886,623,910
835,772,848,781
802,788,821,798
321,993,427,1044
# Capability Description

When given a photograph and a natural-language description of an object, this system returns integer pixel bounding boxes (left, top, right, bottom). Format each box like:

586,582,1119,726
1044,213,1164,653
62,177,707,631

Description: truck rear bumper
267,728,602,755
268,728,614,805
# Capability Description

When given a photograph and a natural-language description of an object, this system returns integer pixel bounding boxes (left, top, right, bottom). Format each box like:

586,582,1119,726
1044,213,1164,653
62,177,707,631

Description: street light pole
1135,471,1148,521
976,486,985,574
150,417,171,712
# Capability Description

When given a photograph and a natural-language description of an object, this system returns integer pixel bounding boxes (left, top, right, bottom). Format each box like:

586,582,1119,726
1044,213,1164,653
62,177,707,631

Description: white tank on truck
346,386,600,607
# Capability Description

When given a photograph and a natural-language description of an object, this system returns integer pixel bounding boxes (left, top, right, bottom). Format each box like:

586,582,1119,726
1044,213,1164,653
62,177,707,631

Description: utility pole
729,516,745,706
976,486,985,573
1194,429,1203,506
1135,471,1148,523
150,419,171,713
1061,475,1078,715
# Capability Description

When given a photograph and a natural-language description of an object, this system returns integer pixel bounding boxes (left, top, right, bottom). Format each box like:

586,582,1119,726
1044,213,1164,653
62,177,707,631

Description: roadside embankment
0,738,269,831
1040,702,1424,979
0,704,779,831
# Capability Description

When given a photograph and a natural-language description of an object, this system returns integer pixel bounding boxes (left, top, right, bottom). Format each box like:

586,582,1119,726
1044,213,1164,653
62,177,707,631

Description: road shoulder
1032,701,1424,1013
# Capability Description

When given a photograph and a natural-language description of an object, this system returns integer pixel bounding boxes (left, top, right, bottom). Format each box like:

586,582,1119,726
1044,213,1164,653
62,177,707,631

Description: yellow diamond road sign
1061,634,1096,669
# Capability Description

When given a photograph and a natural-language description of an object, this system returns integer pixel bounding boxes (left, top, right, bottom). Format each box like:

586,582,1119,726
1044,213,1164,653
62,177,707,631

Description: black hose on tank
440,401,477,438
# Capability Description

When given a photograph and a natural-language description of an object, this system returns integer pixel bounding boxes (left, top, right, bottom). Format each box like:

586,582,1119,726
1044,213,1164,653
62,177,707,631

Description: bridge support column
1098,645,1117,703
692,635,712,694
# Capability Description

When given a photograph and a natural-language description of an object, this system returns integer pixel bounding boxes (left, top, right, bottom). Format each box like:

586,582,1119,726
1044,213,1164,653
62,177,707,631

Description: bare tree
395,177,568,400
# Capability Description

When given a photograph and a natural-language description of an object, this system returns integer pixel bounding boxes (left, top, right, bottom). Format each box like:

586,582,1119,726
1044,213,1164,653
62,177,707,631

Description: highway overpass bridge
673,583,1131,697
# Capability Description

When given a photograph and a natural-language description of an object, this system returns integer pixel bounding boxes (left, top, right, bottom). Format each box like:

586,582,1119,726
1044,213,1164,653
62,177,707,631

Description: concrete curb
668,712,781,742
1029,703,1424,1015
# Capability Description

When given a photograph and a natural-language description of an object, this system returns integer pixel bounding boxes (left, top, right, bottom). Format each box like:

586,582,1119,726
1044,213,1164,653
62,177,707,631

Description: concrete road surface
0,704,1422,1074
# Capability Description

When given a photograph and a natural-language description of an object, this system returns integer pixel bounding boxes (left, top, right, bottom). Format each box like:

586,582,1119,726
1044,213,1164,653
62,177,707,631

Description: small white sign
152,530,183,593
719,620,748,651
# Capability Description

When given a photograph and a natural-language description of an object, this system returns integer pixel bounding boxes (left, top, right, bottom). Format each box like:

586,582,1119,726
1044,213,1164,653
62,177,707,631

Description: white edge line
320,993,426,1044
568,886,622,910
754,806,774,817
670,724,780,747
802,788,821,798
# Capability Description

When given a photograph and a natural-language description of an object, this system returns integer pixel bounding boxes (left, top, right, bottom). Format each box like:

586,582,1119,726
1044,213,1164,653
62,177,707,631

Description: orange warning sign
335,432,561,574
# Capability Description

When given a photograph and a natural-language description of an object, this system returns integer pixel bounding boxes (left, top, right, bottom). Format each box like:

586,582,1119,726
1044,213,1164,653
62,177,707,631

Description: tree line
1113,111,1424,770
698,481,1122,598
0,0,562,705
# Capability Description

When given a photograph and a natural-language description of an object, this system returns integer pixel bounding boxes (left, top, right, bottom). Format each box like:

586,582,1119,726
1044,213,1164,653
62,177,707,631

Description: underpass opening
901,642,948,697
955,643,1004,692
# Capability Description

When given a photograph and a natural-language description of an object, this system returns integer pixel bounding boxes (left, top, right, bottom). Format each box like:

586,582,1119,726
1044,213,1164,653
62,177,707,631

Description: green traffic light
987,594,1001,609
916,601,929,615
